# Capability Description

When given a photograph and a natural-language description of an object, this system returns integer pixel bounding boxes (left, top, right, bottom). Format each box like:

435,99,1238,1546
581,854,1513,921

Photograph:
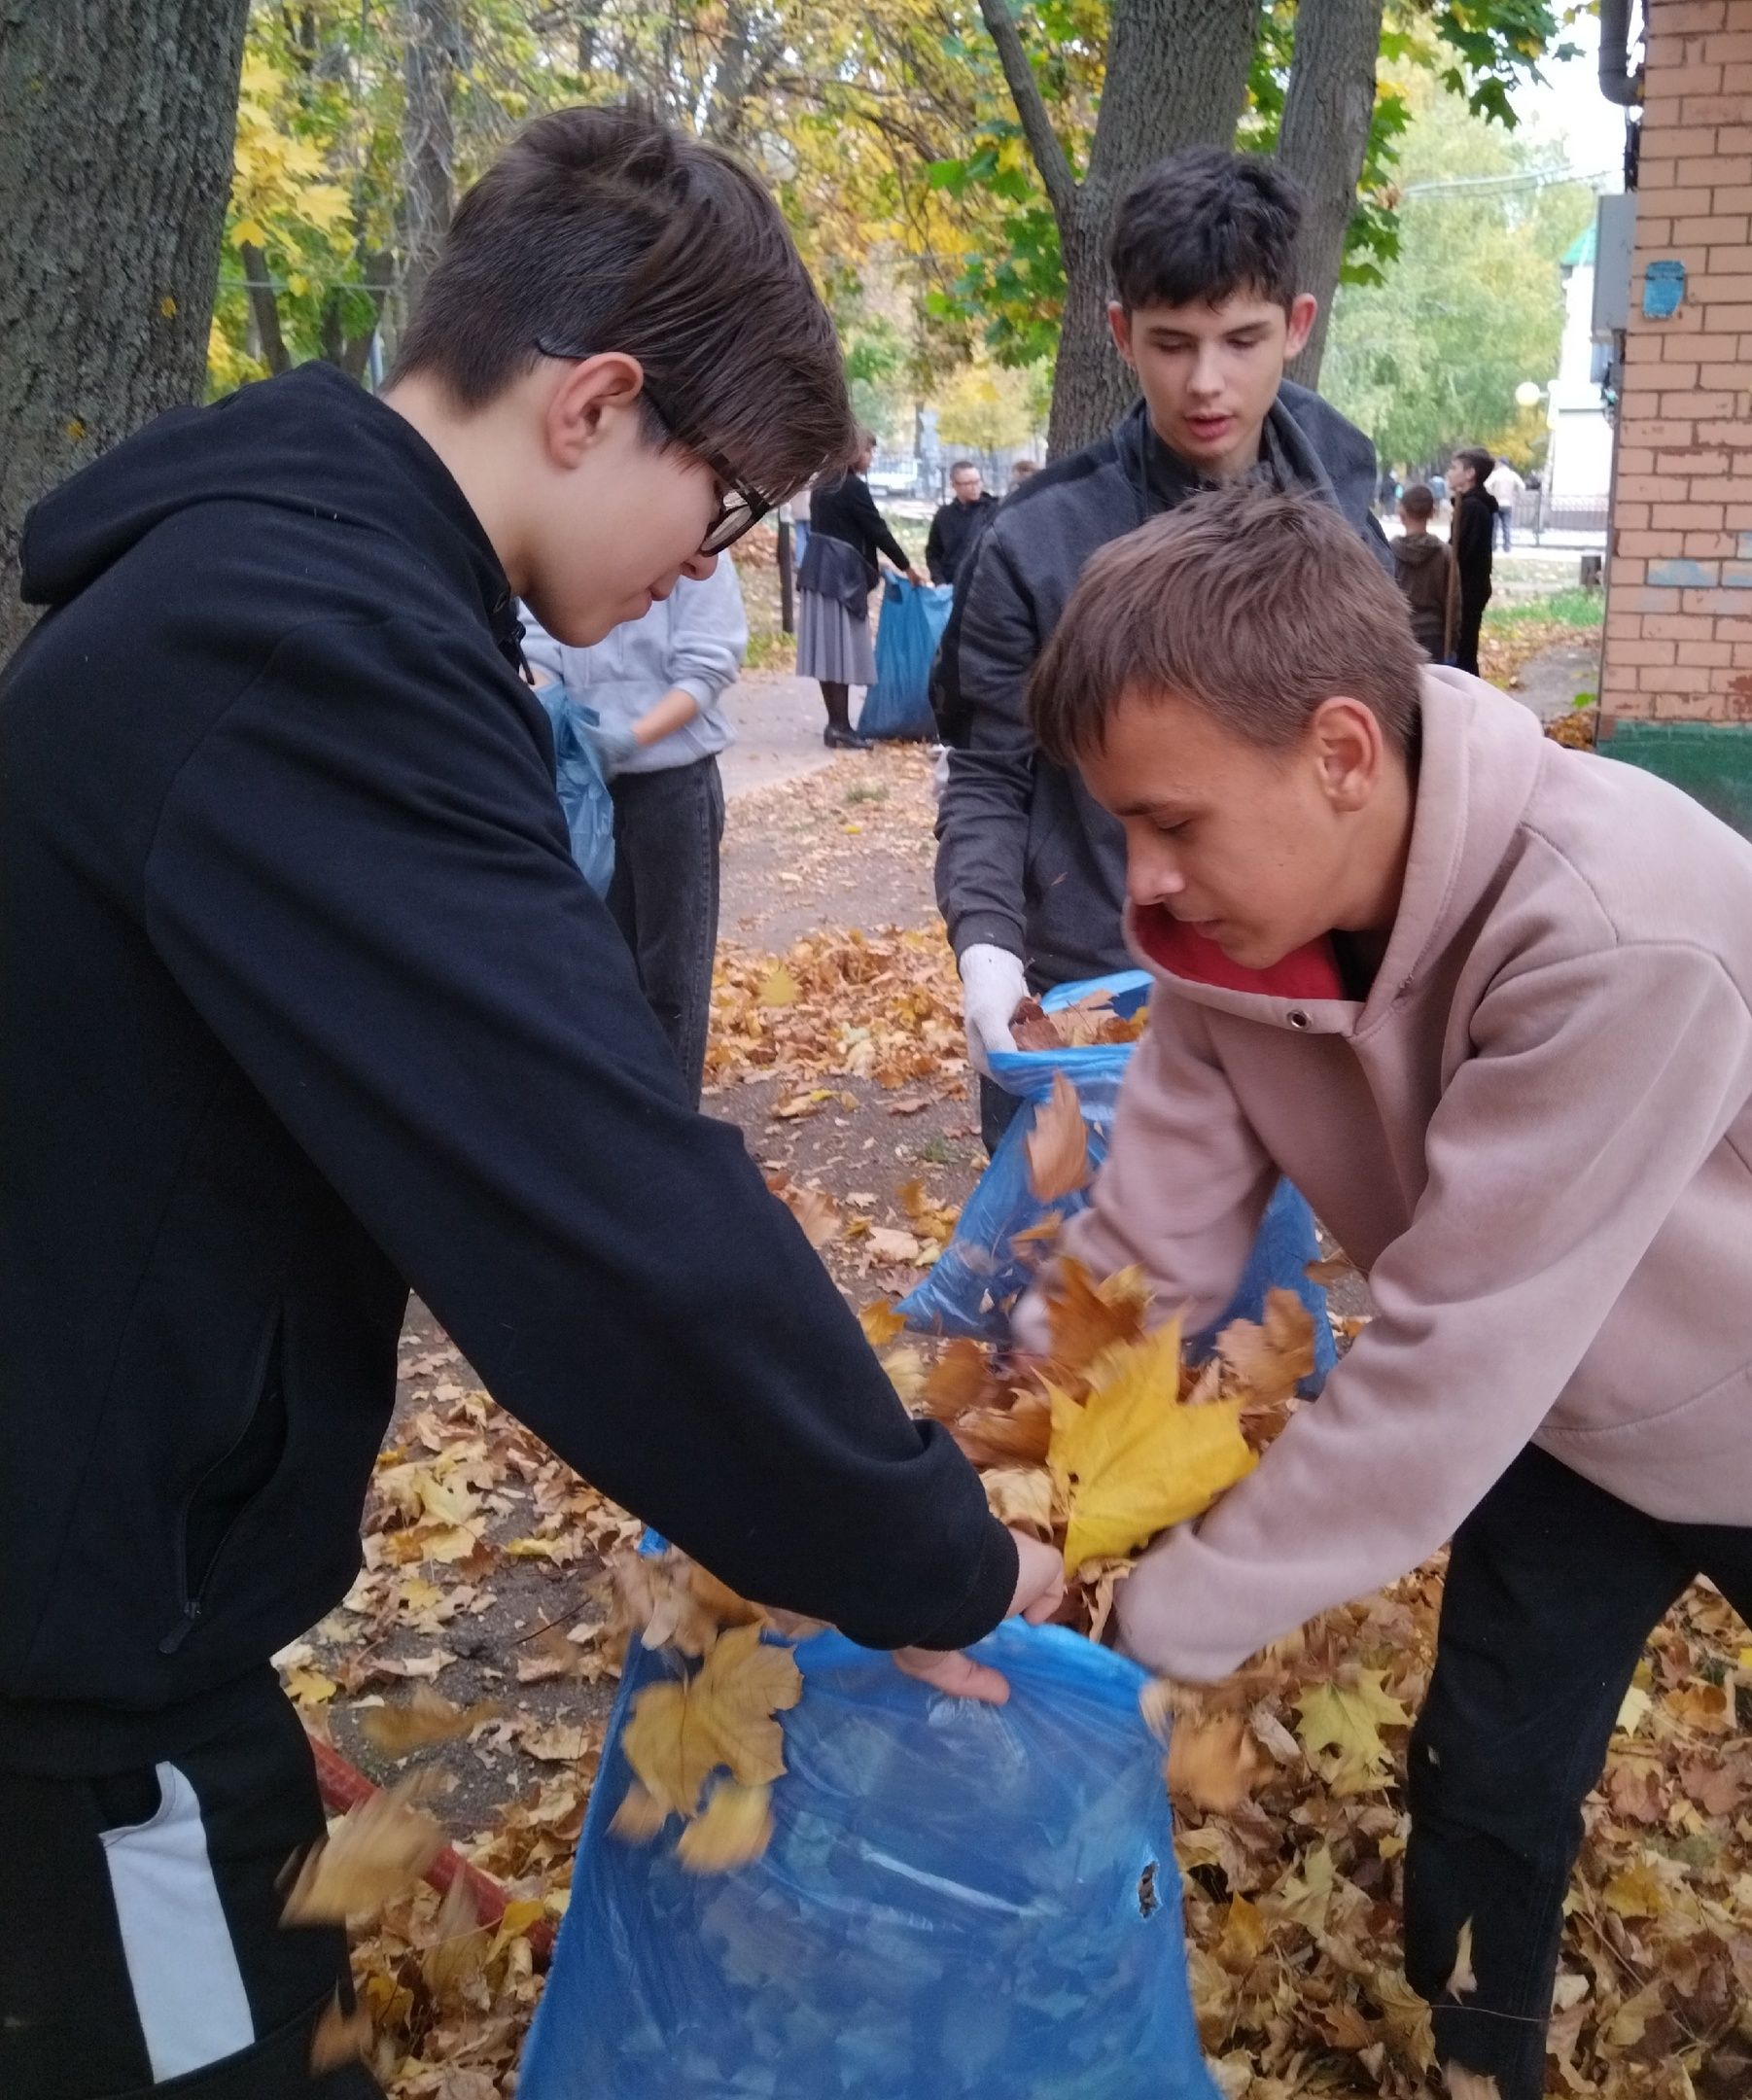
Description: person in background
926,461,999,587
787,480,812,570
522,558,748,1105
933,145,1389,1153
1448,447,1499,678
1391,483,1455,663
1008,459,1037,493
1485,457,1524,552
1428,468,1448,508
795,431,922,752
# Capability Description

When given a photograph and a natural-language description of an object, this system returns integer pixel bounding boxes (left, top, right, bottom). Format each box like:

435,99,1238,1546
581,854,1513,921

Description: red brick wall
1599,0,1752,723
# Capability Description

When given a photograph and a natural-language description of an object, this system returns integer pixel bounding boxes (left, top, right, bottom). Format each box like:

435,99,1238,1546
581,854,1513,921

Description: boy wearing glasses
0,107,1060,2097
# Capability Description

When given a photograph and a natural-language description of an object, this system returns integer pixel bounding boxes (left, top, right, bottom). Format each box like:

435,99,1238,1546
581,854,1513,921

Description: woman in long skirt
795,433,921,750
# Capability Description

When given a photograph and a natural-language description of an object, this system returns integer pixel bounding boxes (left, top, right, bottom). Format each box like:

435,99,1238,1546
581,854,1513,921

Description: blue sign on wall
1643,259,1687,320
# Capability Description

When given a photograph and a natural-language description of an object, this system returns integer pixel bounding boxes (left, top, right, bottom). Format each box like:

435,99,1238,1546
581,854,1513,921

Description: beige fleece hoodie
1058,667,1752,1683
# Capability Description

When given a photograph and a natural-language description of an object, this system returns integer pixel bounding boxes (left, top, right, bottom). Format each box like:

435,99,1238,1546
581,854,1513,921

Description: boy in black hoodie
1448,446,1499,677
0,108,1059,2098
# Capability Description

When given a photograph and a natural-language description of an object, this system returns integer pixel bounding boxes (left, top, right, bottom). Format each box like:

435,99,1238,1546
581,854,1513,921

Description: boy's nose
682,551,719,582
1127,840,1185,908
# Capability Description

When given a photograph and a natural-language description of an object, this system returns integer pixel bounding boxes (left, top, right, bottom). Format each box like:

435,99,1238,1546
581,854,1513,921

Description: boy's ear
1283,295,1317,363
542,351,648,471
1106,300,1137,370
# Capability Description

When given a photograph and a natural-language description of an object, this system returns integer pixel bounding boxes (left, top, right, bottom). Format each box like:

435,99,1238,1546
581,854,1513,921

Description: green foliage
926,0,1571,367
1485,586,1606,632
1320,70,1594,468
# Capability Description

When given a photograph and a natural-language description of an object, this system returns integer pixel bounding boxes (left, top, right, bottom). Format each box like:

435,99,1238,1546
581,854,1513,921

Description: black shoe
824,725,871,751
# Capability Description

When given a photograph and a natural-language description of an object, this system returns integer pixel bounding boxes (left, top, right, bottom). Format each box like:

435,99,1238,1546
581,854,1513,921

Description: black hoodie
0,364,1015,1772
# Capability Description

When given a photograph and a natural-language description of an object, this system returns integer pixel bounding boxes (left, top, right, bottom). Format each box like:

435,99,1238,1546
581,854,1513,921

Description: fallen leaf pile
708,924,964,1102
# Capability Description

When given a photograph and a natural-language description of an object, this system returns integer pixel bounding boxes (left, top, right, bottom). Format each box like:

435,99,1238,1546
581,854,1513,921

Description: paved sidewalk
719,671,837,799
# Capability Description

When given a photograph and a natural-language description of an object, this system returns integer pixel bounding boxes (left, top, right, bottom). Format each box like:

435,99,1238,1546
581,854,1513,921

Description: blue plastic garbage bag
858,576,955,741
899,972,1336,1376
516,1619,1220,2100
533,682,615,895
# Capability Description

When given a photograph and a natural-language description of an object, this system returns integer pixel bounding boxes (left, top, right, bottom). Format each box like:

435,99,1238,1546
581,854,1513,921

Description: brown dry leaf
1679,1755,1748,1817
358,1684,501,1758
1218,1286,1315,1406
514,1625,598,1686
1010,997,1064,1051
676,1781,775,1874
950,1394,1053,1467
1026,1073,1091,1203
1666,1681,1732,1733
770,1176,841,1249
1304,1252,1356,1286
621,1624,803,1819
858,1299,908,1347
920,1337,999,1419
310,1990,371,2073
1444,1917,1478,1999
610,1550,720,1659
1445,2072,1502,2100
867,1225,924,1264
520,1721,596,1764
1165,1714,1267,1814
283,1779,445,1924
609,1781,668,1844
1041,1260,1150,1372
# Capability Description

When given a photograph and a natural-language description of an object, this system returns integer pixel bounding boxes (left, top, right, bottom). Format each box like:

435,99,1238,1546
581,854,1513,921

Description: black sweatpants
1404,1444,1752,2098
0,1682,379,2099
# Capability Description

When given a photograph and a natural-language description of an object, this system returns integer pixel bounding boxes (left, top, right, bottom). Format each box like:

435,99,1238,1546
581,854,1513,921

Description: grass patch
917,1133,959,1167
844,782,890,807
1485,586,1604,632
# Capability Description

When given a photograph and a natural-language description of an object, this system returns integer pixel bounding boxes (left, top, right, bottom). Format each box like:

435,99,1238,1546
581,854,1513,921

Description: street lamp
1515,380,1545,408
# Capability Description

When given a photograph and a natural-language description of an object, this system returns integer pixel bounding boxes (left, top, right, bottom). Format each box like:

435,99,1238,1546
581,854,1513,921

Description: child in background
1390,482,1454,662
523,558,748,1104
1018,484,1752,2100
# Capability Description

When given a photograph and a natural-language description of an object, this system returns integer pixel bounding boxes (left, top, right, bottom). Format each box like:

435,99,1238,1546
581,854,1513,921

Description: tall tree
0,0,250,662
978,0,1261,453
399,0,463,326
1276,0,1384,388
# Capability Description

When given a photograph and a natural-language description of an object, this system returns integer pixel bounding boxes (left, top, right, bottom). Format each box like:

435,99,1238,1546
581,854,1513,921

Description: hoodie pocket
160,1309,288,1654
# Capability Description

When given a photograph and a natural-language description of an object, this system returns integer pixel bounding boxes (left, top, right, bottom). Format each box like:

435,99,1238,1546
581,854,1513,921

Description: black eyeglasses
534,338,775,555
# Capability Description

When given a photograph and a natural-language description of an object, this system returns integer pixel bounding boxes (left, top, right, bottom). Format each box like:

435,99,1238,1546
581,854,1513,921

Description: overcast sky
1511,10,1630,192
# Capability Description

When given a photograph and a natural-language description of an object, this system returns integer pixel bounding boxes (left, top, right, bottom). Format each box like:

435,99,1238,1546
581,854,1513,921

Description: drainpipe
1599,0,1643,105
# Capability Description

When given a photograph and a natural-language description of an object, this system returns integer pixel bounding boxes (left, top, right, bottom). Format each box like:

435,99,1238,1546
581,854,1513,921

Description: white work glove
960,942,1029,1081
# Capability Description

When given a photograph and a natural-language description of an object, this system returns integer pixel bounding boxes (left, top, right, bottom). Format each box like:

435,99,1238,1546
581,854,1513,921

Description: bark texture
0,0,249,663
398,0,460,327
981,0,1261,456
1277,0,1384,388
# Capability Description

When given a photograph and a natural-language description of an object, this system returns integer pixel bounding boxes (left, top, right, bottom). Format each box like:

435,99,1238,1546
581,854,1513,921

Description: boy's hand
960,944,1028,1080
581,718,641,779
892,1529,1066,1703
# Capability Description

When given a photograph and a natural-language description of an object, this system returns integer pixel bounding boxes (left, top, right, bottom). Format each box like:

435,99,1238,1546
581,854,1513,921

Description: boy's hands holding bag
894,1528,1067,1702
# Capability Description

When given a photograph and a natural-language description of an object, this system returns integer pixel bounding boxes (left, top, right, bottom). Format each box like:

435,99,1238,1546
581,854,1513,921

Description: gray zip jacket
934,386,1388,988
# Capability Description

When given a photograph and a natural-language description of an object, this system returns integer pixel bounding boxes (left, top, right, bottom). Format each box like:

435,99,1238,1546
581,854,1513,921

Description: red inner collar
1135,905,1345,1000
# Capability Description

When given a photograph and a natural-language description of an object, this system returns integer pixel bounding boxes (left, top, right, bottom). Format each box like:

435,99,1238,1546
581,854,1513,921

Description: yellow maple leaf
1294,1672,1410,1791
1602,1855,1670,1919
858,1299,908,1347
621,1625,802,1818
758,963,798,1007
676,1781,775,1873
1042,1259,1149,1372
1047,1322,1256,1574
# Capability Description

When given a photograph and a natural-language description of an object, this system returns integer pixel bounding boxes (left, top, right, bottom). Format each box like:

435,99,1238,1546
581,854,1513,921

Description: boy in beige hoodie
1019,484,1752,2098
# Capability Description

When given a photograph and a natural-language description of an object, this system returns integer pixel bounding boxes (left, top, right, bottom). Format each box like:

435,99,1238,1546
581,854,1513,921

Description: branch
238,242,292,376
974,0,1078,227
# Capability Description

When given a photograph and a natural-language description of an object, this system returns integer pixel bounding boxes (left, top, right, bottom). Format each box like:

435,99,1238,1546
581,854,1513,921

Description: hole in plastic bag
1137,1862,1160,1919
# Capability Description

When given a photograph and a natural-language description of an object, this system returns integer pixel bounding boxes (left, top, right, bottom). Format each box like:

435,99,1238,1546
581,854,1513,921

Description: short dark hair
1031,487,1422,763
394,104,855,499
1399,483,1435,522
1108,148,1306,314
949,460,979,476
1454,447,1497,484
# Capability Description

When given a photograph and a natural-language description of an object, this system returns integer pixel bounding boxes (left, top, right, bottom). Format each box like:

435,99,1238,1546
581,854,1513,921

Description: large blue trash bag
858,576,955,741
533,682,616,895
899,972,1336,1378
516,1619,1221,2100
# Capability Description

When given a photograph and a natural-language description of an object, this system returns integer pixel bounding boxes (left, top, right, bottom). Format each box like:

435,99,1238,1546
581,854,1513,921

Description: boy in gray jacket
934,148,1389,1152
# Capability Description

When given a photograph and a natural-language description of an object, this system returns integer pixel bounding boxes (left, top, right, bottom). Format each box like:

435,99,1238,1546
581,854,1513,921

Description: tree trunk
399,0,459,328
1277,0,1384,389
979,0,1262,458
0,0,249,663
